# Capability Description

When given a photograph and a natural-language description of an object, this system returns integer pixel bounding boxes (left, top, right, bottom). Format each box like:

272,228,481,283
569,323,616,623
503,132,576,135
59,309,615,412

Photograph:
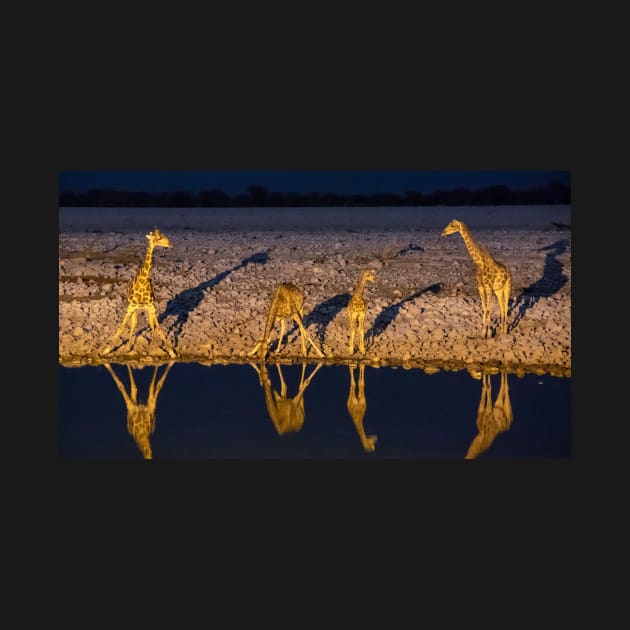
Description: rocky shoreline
58,225,571,377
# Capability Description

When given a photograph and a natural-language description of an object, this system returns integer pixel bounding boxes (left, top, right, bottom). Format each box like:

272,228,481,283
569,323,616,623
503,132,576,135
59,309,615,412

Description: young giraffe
102,227,176,357
348,269,376,354
247,282,324,359
441,219,511,337
465,371,513,460
347,364,377,452
250,360,323,435
103,361,175,459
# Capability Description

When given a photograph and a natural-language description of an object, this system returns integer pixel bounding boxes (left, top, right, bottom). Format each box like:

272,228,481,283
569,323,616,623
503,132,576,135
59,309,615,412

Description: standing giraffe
102,227,176,357
103,361,175,459
247,282,324,359
347,364,377,452
441,219,511,337
465,371,513,459
250,360,323,435
348,269,376,354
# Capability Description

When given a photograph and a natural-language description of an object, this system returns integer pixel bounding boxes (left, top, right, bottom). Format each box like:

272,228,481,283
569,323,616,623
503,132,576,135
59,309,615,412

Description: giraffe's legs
249,360,262,382
276,362,288,397
296,316,307,356
486,287,496,337
347,363,376,452
496,277,511,334
276,319,286,353
466,373,493,459
494,372,512,430
293,312,324,358
153,361,175,400
298,361,307,391
127,364,137,402
476,282,484,332
358,312,366,353
349,364,357,396
147,304,176,357
349,314,356,354
358,363,366,398
248,328,274,358
126,309,139,353
494,288,505,334
103,362,133,406
477,283,489,337
102,306,134,355
247,340,263,357
480,373,492,416
300,361,323,392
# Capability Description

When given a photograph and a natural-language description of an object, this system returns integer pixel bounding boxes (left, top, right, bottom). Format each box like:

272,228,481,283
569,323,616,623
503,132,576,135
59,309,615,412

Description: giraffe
465,371,513,459
347,364,377,452
247,282,324,359
441,219,512,337
348,269,376,354
250,360,323,435
102,227,176,357
103,361,175,459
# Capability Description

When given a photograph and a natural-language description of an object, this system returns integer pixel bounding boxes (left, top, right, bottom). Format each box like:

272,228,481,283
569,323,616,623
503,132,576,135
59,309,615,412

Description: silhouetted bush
59,182,570,207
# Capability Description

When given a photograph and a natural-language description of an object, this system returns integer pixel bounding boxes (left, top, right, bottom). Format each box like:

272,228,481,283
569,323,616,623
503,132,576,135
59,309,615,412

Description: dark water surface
58,362,571,459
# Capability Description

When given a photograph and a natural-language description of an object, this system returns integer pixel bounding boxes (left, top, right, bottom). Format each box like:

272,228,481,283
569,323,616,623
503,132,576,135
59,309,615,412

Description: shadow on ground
367,282,443,346
303,293,352,342
510,239,569,331
158,251,270,344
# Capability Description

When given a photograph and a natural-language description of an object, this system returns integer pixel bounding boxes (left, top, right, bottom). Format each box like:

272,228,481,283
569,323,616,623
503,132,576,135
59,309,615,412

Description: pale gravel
59,209,571,376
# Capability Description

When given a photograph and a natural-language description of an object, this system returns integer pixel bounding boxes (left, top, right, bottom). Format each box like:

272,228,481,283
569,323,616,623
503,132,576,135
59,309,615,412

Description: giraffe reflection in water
103,361,175,459
250,361,323,435
466,371,513,459
347,364,377,452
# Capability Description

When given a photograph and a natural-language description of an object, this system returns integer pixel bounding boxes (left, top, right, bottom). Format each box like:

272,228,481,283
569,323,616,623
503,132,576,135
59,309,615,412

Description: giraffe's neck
459,225,484,267
137,242,155,282
355,276,369,298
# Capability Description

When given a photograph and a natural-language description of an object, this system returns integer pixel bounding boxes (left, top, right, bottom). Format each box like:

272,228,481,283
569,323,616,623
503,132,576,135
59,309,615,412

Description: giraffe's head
362,269,376,284
271,392,306,434
146,227,172,248
441,219,463,237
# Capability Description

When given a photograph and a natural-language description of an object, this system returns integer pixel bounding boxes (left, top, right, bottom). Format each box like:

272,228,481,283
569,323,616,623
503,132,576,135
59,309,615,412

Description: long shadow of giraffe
367,282,443,346
157,250,270,345
303,292,351,342
300,246,426,343
509,239,569,331
396,244,424,256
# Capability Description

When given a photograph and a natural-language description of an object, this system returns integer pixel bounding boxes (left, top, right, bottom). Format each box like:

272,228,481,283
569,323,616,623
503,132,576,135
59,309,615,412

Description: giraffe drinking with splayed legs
441,219,512,337
247,282,324,359
102,227,176,357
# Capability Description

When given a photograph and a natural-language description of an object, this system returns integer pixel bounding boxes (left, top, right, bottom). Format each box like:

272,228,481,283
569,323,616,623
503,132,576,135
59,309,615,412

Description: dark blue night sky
59,170,570,195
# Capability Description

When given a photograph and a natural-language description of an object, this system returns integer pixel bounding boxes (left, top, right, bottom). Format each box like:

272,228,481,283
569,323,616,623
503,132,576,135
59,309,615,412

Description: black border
43,76,595,541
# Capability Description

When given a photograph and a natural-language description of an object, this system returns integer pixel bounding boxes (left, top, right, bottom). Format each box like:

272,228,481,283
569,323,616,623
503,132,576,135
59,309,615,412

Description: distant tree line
59,181,570,207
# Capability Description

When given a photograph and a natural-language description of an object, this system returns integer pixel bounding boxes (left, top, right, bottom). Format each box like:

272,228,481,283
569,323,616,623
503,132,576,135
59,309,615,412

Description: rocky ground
58,222,571,377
